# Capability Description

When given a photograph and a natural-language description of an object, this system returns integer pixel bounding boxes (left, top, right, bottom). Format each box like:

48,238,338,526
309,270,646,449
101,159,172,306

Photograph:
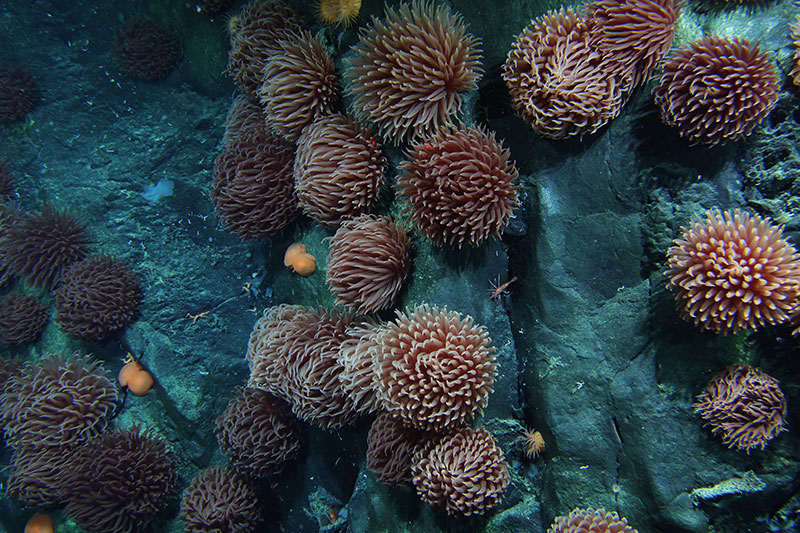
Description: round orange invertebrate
319,0,361,26
119,353,154,396
25,513,54,533
284,242,317,276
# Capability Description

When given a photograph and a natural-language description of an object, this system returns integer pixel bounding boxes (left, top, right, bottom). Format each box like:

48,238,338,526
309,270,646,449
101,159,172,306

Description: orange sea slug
319,0,361,26
119,353,154,396
284,242,317,276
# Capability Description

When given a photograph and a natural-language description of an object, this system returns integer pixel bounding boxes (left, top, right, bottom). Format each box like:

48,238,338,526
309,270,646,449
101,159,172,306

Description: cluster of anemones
245,302,510,516
1,354,177,532
665,208,798,455
217,0,520,253
503,0,679,139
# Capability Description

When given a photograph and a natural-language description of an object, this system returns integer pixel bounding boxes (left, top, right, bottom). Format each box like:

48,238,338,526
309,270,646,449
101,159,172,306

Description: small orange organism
25,513,54,533
489,276,517,300
284,242,316,276
521,428,545,460
318,0,361,27
119,353,155,396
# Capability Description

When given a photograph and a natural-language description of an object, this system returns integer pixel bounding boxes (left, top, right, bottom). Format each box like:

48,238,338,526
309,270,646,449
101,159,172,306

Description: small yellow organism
318,0,362,27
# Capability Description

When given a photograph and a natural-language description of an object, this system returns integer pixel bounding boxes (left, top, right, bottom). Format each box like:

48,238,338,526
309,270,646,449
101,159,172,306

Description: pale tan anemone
666,209,800,333
503,7,629,139
227,0,303,98
326,215,412,313
397,125,519,248
247,305,359,429
654,36,780,146
345,0,482,143
366,412,432,487
294,114,385,226
792,17,800,86
411,426,509,516
693,364,787,453
372,304,496,431
587,0,679,88
257,31,339,141
548,507,638,533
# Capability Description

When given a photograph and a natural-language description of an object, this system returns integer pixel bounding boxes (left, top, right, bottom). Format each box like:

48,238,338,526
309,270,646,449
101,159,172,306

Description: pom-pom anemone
0,293,48,345
247,305,359,428
61,426,178,533
694,364,787,453
1,354,117,451
411,426,509,516
326,215,412,314
372,304,496,431
397,125,519,248
257,31,339,141
55,256,142,341
654,36,779,146
665,209,800,333
503,7,629,139
293,113,385,226
547,507,638,533
180,466,262,533
345,0,482,143
113,20,182,81
212,128,298,239
1,205,90,289
227,0,304,98
0,66,42,124
215,387,302,478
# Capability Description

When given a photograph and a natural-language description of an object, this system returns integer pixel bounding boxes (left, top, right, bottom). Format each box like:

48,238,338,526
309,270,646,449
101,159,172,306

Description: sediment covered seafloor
1,0,799,531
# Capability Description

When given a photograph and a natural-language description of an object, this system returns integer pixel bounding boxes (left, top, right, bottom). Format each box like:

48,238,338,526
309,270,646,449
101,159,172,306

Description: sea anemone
411,426,509,516
222,95,267,147
113,20,182,81
212,128,299,239
247,305,359,428
0,293,48,345
345,0,483,143
227,0,304,98
547,507,638,533
587,0,679,88
54,256,142,341
326,215,412,314
521,428,545,460
694,364,787,453
338,320,383,414
397,125,519,248
0,204,17,287
215,387,302,478
1,205,90,289
180,466,262,533
0,66,41,124
0,160,15,203
319,0,361,26
257,31,339,140
373,304,496,431
61,426,178,533
6,447,67,508
503,7,629,139
1,354,117,451
293,113,385,226
653,36,780,145
665,208,800,333
367,412,431,486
